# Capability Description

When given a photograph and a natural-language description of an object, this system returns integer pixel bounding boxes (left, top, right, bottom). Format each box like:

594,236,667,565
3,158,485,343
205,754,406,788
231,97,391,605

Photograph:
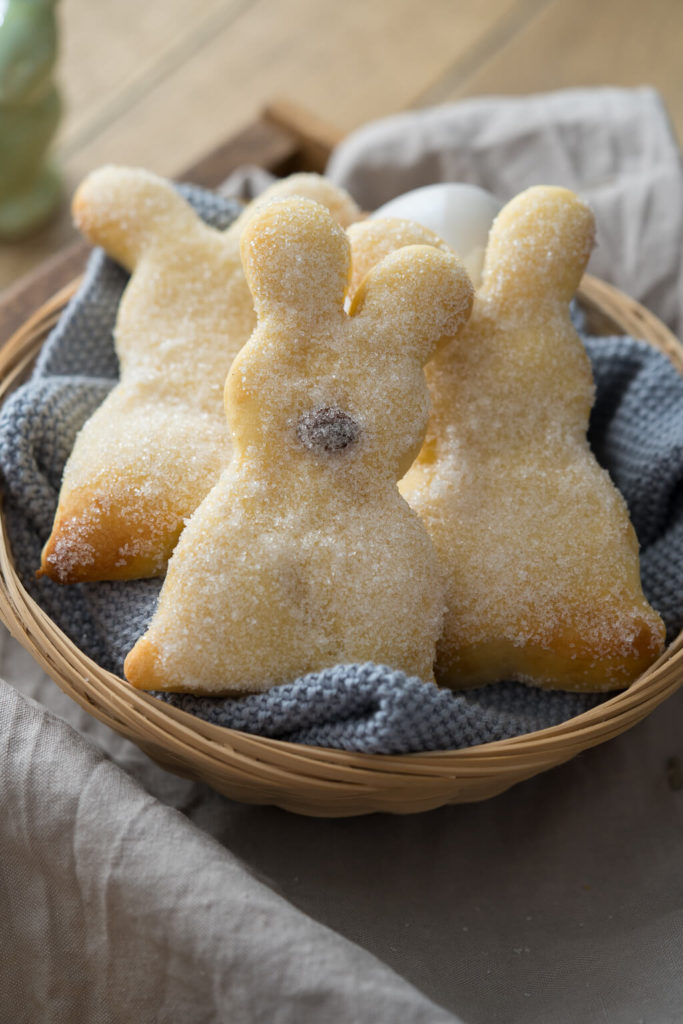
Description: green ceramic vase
0,0,62,241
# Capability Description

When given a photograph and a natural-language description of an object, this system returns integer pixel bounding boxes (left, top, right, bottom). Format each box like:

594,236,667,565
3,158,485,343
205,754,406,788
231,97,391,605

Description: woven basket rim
0,272,681,812
3,557,680,767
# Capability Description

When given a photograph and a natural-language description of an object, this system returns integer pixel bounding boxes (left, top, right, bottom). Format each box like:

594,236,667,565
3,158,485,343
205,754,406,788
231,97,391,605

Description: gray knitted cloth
0,185,681,754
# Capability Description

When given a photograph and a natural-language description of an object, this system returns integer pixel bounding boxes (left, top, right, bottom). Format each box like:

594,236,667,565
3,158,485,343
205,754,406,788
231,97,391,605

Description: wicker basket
0,275,681,816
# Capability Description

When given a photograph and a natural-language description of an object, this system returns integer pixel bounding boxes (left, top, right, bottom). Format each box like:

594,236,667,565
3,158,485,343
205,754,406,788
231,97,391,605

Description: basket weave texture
0,276,681,816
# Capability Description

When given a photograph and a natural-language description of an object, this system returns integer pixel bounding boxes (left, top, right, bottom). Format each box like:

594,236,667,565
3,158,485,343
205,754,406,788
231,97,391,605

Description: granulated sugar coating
40,168,360,583
399,186,666,691
346,217,454,298
124,196,474,694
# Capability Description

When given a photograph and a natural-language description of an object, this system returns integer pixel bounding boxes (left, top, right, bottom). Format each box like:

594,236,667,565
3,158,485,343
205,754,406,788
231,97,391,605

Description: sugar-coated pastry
39,168,361,583
346,216,453,298
124,196,473,694
371,183,502,286
398,185,666,691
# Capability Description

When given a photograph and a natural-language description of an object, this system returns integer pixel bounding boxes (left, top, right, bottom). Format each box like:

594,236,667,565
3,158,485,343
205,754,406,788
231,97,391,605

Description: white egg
371,183,502,287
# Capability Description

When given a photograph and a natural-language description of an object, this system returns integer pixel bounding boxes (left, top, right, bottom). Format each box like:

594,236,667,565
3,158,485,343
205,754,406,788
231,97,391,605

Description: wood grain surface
1,0,681,303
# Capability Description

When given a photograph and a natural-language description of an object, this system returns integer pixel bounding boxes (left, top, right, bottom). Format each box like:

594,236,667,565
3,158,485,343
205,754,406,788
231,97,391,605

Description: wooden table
2,0,682,330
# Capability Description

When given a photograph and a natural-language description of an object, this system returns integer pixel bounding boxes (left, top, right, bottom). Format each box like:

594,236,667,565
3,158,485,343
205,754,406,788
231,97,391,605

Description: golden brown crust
124,635,164,690
39,487,183,583
436,616,665,692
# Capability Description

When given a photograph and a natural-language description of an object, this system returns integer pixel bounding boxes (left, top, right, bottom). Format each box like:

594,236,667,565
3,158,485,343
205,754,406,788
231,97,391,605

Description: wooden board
59,0,521,182
57,0,243,157
427,0,683,145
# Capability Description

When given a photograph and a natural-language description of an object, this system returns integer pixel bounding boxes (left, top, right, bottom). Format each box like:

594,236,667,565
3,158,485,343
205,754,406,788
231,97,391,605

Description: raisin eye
296,406,361,453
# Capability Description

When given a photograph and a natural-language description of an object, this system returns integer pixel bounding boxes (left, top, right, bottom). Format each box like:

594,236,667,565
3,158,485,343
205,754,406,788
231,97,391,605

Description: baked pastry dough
397,185,666,691
347,216,453,297
39,168,360,583
124,196,473,694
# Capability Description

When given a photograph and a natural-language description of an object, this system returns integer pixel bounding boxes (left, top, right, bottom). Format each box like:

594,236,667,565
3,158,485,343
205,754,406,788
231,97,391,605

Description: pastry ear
349,245,473,364
246,173,361,229
481,186,595,306
240,196,349,320
72,165,203,272
347,217,452,298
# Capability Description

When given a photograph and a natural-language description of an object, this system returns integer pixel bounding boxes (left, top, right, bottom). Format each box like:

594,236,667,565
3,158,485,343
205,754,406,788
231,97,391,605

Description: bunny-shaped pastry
124,196,473,694
346,216,455,297
399,185,665,691
40,168,360,583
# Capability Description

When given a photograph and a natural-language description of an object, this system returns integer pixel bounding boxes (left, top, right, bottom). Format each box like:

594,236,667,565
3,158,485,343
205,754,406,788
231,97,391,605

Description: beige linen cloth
1,87,682,1024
